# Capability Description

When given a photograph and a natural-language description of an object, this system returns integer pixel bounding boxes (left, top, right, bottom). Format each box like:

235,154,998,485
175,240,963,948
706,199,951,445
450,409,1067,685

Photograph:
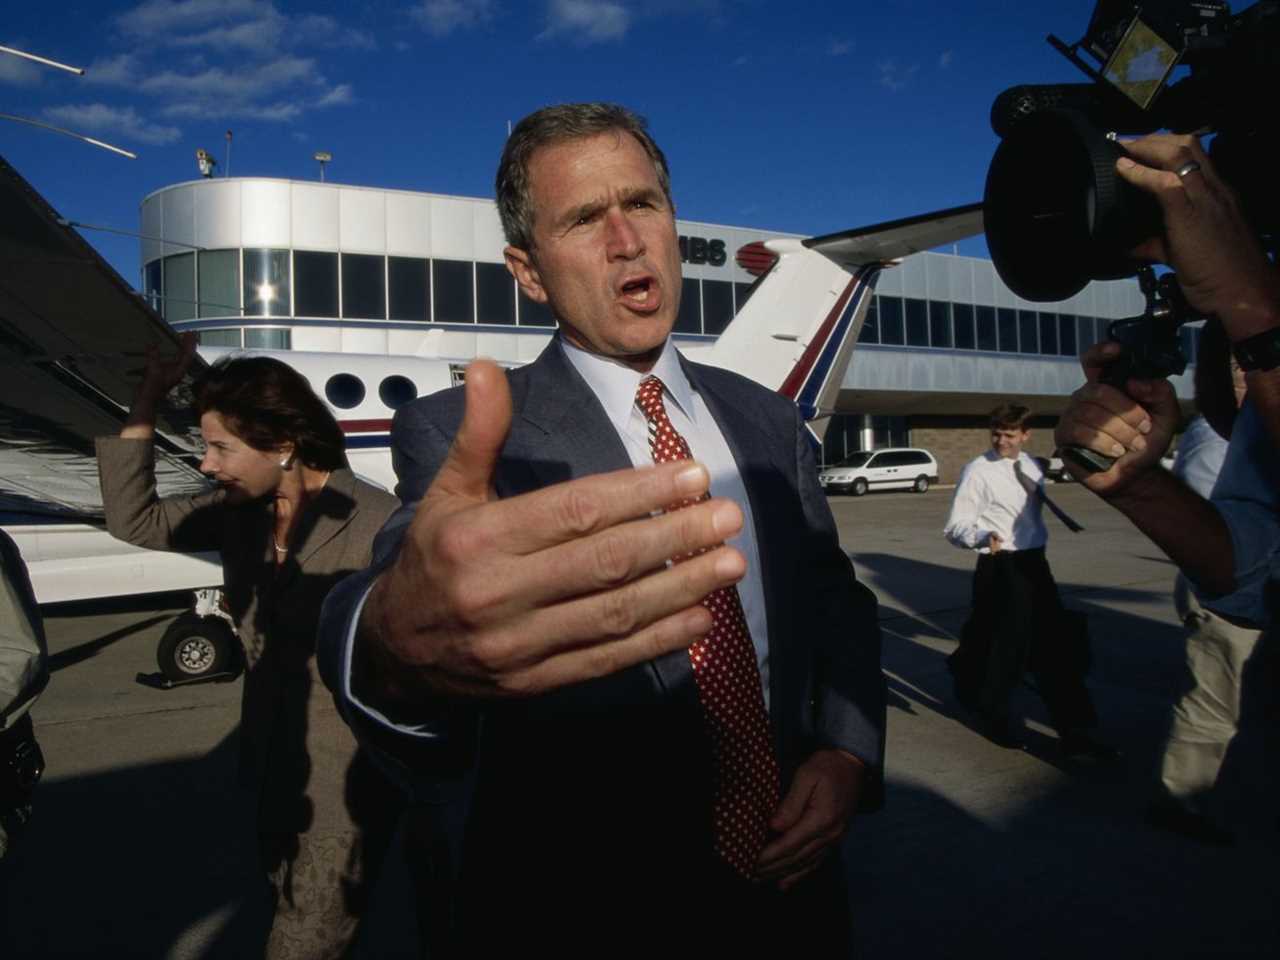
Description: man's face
199,411,286,503
991,426,1030,460
504,131,682,370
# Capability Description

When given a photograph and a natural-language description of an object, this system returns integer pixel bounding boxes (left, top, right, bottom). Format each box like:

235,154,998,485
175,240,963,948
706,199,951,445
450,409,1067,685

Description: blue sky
2,1,1091,284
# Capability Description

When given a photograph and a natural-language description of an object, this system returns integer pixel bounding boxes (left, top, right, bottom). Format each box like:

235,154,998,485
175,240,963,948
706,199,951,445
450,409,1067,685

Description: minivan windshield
833,451,873,468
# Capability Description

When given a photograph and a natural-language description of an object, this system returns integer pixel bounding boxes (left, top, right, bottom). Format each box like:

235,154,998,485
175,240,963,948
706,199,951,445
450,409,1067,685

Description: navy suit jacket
319,338,885,938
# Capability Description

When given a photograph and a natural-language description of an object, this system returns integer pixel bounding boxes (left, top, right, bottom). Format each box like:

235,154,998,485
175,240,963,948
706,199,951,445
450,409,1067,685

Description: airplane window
325,373,366,409
379,375,417,409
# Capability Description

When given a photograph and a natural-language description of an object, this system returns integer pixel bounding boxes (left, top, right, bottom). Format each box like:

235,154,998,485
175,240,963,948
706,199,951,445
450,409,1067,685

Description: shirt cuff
342,580,442,741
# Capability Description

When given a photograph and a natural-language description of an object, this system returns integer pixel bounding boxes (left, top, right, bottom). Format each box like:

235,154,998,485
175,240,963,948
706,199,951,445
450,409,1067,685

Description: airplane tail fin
694,202,983,441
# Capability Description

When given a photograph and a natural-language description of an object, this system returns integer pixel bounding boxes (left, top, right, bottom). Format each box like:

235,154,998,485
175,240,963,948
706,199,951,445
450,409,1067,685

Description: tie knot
636,375,668,422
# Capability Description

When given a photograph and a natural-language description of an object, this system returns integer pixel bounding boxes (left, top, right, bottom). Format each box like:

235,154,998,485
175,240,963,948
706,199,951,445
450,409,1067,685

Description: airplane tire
157,613,236,682
852,478,869,497
913,476,930,493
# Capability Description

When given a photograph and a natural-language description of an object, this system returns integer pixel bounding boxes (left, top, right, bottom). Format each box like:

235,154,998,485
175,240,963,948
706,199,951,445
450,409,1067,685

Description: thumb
428,358,512,503
769,771,815,833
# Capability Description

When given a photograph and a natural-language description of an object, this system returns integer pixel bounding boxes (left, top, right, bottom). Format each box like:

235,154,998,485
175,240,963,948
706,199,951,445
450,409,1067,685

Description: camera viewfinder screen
1102,16,1179,110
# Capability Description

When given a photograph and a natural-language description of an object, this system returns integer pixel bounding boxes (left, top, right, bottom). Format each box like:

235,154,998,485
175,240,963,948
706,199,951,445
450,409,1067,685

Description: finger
428,359,512,504
1079,341,1123,382
1118,134,1219,189
446,459,714,556
473,497,744,613
758,810,835,875
768,772,815,836
777,858,823,892
480,602,714,697
1055,392,1150,459
469,543,745,681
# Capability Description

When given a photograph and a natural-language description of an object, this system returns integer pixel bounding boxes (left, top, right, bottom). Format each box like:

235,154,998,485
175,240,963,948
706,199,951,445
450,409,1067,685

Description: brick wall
909,415,1059,484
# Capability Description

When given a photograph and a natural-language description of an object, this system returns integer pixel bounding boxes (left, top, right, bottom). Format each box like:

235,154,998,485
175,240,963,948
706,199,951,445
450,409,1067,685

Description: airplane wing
0,153,208,518
804,202,984,268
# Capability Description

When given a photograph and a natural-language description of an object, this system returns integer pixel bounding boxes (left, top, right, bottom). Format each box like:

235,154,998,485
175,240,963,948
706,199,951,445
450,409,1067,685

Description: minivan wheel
913,476,930,493
852,478,869,497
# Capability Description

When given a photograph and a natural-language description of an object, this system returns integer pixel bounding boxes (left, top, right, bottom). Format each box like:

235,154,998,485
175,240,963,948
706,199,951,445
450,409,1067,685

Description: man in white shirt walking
944,404,1114,758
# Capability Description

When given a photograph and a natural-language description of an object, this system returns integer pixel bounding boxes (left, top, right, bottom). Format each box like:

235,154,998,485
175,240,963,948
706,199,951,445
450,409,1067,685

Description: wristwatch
1232,326,1280,372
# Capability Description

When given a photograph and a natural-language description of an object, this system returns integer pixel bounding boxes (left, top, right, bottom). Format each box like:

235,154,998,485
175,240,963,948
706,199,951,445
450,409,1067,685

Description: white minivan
818,447,940,496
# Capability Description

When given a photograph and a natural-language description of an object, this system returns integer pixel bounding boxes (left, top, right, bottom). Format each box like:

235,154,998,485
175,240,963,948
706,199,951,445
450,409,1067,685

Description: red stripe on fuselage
776,275,859,400
339,418,392,433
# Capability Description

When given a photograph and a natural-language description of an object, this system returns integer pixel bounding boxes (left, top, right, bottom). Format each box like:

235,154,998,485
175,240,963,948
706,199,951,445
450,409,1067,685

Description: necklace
272,535,288,554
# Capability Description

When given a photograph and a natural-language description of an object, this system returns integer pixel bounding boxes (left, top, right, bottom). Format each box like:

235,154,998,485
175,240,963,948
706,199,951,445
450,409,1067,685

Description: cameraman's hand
1055,342,1178,498
1116,135,1280,340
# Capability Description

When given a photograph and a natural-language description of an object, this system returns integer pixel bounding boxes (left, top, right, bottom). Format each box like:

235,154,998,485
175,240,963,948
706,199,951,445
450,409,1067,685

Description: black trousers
950,548,1097,732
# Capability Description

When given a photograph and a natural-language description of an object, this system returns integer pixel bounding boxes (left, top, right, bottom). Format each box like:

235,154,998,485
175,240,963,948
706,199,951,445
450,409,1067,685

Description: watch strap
1233,326,1280,372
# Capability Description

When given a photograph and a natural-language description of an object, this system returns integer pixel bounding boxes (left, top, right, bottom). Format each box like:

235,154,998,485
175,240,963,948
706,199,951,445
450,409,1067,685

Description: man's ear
504,245,547,303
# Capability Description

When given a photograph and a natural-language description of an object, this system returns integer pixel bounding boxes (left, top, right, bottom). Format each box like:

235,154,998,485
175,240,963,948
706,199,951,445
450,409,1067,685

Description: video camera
985,1,1278,470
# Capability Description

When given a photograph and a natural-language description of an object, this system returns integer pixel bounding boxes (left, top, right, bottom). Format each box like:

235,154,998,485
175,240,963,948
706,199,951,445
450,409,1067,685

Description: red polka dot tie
635,375,780,878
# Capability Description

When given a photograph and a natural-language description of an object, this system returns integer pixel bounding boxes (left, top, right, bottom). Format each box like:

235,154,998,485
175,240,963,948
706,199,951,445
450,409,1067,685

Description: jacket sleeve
317,400,478,800
793,408,888,811
95,436,224,554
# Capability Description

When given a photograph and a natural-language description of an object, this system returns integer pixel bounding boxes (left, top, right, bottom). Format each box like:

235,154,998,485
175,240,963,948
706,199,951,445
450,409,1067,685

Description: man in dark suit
320,102,885,954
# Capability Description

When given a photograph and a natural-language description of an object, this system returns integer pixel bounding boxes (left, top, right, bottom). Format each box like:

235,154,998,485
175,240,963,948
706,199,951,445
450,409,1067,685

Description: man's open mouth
619,276,656,308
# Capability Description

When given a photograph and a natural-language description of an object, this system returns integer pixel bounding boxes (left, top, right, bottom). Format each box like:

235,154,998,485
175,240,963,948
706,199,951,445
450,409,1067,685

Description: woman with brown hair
96,336,423,958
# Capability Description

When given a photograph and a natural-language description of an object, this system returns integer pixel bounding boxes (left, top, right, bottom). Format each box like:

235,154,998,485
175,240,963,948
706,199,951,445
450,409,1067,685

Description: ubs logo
678,235,727,267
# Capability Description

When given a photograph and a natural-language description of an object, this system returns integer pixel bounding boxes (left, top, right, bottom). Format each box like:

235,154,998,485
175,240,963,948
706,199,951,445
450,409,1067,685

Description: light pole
314,151,332,182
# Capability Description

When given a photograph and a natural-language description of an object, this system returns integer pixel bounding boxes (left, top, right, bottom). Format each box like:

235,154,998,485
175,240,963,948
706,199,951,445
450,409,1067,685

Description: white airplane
0,151,980,680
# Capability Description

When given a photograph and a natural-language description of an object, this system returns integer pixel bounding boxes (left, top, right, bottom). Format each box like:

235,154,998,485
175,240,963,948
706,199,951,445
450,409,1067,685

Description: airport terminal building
141,176,1197,482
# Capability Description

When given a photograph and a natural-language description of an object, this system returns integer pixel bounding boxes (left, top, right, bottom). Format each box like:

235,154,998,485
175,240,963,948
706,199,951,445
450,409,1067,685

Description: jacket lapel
275,469,360,591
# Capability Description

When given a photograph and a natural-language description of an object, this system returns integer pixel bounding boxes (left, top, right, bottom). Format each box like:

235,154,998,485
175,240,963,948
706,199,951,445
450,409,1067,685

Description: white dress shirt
562,337,772,702
943,450,1048,553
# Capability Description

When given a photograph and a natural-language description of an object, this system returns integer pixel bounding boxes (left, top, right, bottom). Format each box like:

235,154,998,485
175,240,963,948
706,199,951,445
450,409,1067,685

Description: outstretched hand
364,358,749,703
121,332,198,438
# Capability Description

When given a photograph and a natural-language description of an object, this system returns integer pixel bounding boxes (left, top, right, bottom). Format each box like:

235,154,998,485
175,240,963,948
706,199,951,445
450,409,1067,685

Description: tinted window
198,249,239,318
325,373,365,409
243,248,290,317
858,296,879,344
433,259,473,323
905,298,928,346
929,301,952,348
379,375,417,409
388,256,429,322
342,253,385,320
703,280,734,336
197,328,240,347
836,451,872,468
518,290,555,327
476,261,515,325
675,278,701,334
903,451,931,465
1077,315,1099,351
144,260,162,314
953,302,975,349
164,252,195,322
865,454,887,469
1058,314,1078,357
878,296,904,345
976,306,997,351
997,308,1018,353
1018,310,1038,354
294,250,338,318
245,328,290,349
1038,312,1059,355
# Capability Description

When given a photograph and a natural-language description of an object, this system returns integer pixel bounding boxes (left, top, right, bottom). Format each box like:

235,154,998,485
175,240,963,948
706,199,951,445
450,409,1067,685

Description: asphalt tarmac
3,484,1275,957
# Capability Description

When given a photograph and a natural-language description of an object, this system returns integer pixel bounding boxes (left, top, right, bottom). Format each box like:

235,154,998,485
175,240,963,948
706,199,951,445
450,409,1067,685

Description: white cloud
315,83,354,108
117,0,268,36
939,49,953,69
294,14,376,50
828,39,852,57
83,54,143,86
540,0,631,43
876,59,919,92
44,103,181,145
412,0,496,36
0,44,46,87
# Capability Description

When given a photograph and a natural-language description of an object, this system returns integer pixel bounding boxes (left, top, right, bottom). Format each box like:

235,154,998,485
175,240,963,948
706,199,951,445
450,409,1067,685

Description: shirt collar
559,336,695,435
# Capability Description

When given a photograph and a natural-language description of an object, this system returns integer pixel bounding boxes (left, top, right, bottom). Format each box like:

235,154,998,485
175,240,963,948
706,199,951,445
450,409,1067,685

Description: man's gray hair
495,102,672,251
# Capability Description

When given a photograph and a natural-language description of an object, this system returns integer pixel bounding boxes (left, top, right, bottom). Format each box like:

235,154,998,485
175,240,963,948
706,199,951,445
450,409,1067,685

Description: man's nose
604,209,643,259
